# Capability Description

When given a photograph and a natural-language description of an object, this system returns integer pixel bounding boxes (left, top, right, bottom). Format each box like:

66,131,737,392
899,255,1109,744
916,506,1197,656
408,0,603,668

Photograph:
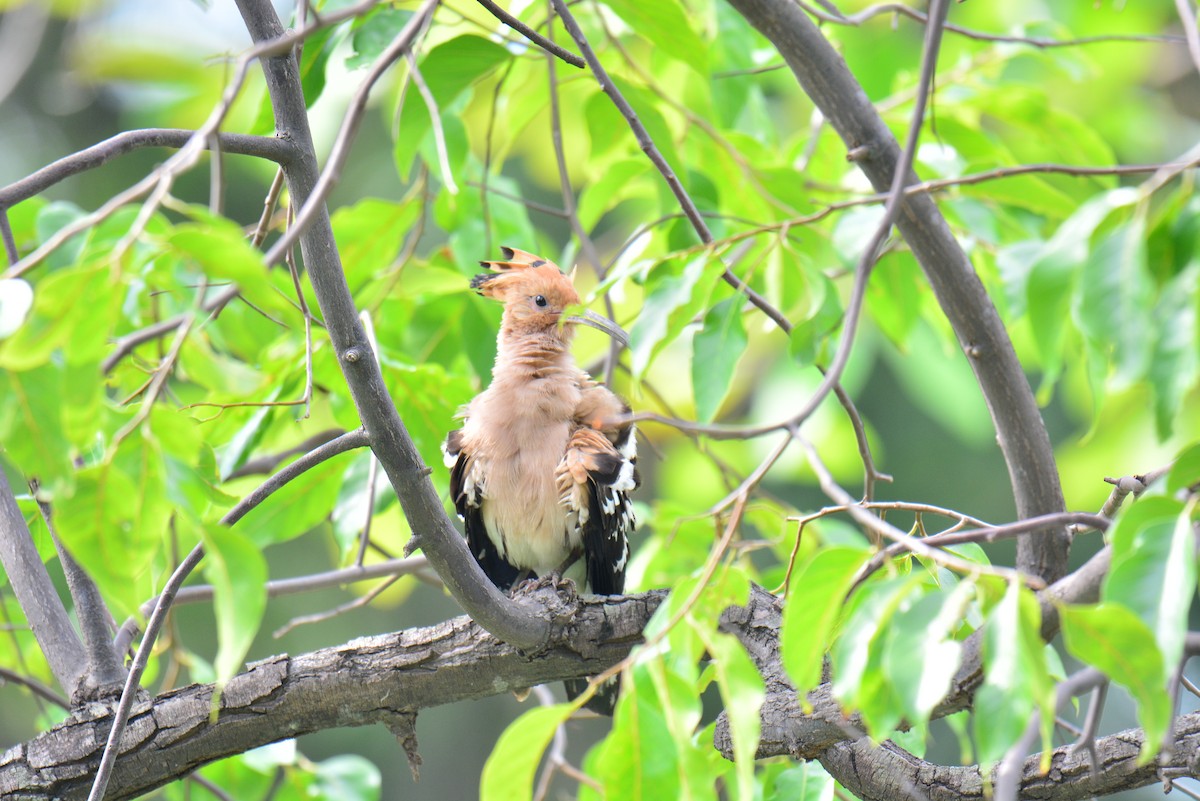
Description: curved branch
474,0,585,68
0,130,294,211
234,0,552,650
3,590,665,801
725,0,1069,583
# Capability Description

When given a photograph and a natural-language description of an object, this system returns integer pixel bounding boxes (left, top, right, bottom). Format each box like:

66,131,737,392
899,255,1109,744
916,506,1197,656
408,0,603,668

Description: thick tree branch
713,544,1112,763
725,0,1069,583
234,0,552,650
817,712,1200,801
0,469,85,699
1,590,665,801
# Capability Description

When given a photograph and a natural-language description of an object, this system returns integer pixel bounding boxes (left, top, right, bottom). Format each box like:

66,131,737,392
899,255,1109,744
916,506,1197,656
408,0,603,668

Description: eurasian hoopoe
442,248,638,712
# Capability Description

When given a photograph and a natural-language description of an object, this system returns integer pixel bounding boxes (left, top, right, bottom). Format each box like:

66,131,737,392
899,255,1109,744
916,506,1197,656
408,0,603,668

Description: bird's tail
563,676,620,716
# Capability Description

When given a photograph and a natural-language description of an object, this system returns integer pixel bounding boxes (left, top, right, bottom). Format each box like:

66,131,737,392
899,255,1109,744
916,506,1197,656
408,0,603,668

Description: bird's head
472,247,628,346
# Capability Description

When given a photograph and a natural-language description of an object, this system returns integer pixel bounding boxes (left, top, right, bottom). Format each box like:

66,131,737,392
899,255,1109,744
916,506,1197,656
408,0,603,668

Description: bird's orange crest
472,247,629,346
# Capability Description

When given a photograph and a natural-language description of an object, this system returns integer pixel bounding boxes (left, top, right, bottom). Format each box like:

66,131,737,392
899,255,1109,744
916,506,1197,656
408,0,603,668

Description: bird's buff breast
465,389,582,574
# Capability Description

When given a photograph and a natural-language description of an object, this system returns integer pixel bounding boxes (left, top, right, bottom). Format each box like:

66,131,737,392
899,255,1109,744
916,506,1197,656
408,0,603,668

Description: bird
442,247,638,713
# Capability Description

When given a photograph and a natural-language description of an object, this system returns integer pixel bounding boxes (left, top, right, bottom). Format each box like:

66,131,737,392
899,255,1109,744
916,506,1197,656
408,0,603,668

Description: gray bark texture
0,590,663,801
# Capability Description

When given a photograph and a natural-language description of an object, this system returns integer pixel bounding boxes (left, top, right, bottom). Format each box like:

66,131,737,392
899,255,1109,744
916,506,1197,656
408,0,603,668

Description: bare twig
1175,0,1200,78
274,574,402,637
0,130,293,212
799,436,1041,587
799,1,1185,50
0,665,70,710
474,0,585,68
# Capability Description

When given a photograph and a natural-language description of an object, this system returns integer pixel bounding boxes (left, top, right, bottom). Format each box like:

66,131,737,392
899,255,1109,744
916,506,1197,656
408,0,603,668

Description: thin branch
799,1,1186,50
0,470,86,698
34,491,126,695
474,0,585,68
251,168,287,248
995,668,1107,801
1174,0,1200,77
91,428,372,801
273,573,401,637
727,0,1070,583
0,129,293,211
0,209,17,266
0,665,70,710
800,435,1040,587
86,543,207,801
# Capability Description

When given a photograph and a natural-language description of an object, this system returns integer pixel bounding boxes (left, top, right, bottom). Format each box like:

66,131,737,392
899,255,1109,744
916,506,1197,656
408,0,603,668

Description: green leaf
1104,496,1196,677
781,546,871,696
1148,266,1198,438
601,0,708,74
589,660,718,801
481,703,573,801
974,581,1053,765
394,35,511,180
169,221,294,319
1167,443,1200,494
0,264,117,369
198,523,267,687
692,298,748,422
311,754,381,801
628,254,721,379
766,762,835,801
883,578,976,724
55,458,171,615
0,365,73,491
347,6,414,70
1076,216,1153,387
230,457,344,547
692,627,764,801
1060,602,1171,762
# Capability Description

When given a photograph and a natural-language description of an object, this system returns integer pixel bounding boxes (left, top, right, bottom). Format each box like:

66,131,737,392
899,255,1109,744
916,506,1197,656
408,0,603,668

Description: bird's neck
493,328,576,382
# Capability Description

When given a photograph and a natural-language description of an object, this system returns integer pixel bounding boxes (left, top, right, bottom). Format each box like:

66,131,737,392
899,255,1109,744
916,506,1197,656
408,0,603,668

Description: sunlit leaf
1104,496,1196,678
1060,602,1171,762
199,522,267,688
781,546,871,697
692,297,748,422
481,703,573,801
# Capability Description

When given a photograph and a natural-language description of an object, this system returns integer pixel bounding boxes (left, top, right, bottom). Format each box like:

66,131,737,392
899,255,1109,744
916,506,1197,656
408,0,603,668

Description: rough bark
821,722,1200,801
0,589,664,801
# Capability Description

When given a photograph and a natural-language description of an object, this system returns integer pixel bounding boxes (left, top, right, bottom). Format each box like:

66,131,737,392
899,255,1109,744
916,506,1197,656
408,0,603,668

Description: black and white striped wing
558,427,638,596
443,429,522,591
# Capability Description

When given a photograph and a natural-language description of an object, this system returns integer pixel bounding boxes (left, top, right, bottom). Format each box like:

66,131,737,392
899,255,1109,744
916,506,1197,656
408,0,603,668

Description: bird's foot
513,571,577,597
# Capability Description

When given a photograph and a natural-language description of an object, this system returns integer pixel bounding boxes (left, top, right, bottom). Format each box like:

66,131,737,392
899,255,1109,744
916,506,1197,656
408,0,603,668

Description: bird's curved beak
564,308,629,348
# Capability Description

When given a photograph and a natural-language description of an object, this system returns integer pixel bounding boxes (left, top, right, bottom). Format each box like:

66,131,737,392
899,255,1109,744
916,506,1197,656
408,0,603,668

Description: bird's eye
534,295,548,308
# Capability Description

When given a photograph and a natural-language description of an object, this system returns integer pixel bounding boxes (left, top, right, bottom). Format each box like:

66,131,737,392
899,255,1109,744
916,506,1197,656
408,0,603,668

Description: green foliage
2,0,1199,799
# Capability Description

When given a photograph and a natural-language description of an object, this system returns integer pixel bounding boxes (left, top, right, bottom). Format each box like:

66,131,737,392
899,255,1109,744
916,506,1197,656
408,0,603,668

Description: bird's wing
557,427,638,595
443,429,522,590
